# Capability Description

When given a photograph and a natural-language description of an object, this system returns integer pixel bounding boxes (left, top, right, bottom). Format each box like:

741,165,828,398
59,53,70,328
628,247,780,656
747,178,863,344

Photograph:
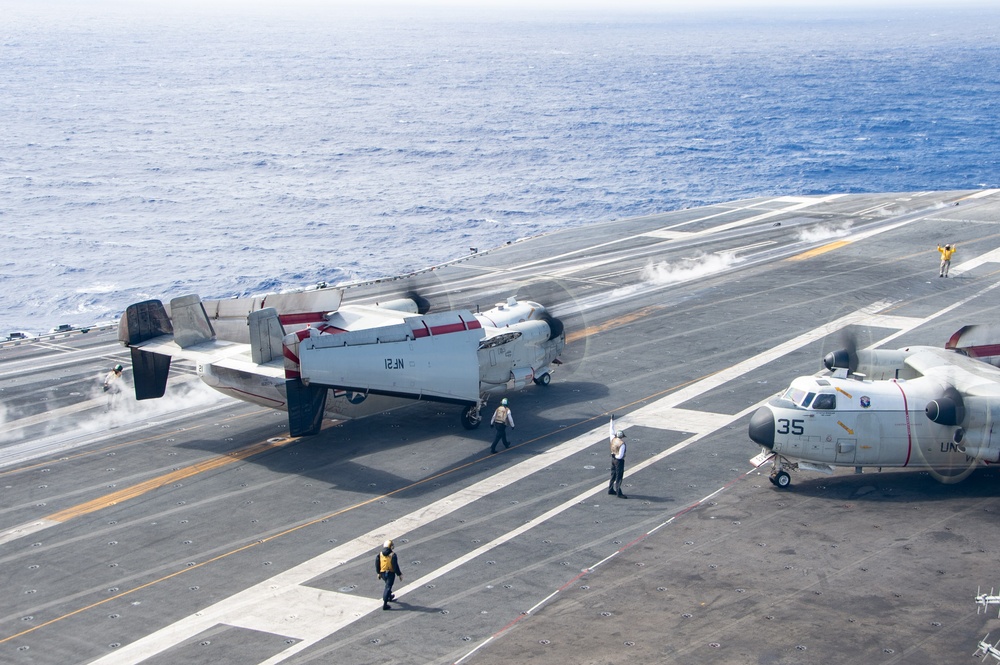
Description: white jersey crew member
608,417,627,499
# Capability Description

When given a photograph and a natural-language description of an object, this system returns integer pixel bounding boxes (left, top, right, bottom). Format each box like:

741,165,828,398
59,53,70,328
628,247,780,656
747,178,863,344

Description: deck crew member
376,539,403,610
608,418,627,499
103,364,124,411
490,398,514,454
938,243,957,277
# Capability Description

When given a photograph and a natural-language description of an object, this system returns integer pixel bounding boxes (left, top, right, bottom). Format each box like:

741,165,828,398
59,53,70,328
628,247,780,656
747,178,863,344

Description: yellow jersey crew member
489,398,514,454
608,416,627,499
938,243,957,277
376,539,403,610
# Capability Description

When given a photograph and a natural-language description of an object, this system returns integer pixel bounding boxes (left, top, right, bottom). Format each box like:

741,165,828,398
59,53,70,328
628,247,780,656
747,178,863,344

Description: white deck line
91,296,916,665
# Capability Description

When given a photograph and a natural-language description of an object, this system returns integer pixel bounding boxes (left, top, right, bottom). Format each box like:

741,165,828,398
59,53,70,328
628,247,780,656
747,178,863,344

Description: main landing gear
461,368,553,428
461,403,483,430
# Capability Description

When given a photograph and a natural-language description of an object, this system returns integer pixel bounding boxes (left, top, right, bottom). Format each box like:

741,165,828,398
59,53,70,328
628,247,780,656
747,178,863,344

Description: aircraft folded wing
198,289,344,342
325,301,426,331
296,310,483,403
904,347,1000,394
946,324,1000,368
965,383,1000,398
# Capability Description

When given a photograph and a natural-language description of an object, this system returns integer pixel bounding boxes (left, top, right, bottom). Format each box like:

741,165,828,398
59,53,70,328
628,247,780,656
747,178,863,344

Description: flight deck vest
379,552,394,574
610,437,624,457
493,406,509,424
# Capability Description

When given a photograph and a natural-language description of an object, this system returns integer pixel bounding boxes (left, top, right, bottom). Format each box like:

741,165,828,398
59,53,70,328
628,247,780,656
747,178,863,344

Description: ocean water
2,3,999,334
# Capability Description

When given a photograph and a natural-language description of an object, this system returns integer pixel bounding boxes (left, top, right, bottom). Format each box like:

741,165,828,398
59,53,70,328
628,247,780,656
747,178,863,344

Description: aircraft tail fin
248,307,285,365
130,346,172,399
119,300,174,400
286,379,328,436
169,294,216,348
118,299,173,346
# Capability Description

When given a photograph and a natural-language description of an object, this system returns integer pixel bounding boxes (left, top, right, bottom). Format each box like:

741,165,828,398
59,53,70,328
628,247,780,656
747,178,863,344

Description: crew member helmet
501,398,508,406
383,539,393,550
615,430,625,438
114,364,123,372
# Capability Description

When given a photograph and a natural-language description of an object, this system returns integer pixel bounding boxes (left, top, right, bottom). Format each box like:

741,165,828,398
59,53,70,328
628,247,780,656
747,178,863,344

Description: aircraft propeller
404,290,432,315
917,382,978,484
924,385,966,426
822,329,859,374
540,312,565,341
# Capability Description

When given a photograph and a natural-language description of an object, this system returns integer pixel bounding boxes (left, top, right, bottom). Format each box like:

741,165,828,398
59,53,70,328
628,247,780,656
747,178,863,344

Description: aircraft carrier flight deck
3,190,1000,665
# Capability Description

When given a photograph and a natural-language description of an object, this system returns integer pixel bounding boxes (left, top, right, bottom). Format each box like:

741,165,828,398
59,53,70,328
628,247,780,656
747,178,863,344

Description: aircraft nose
748,406,775,449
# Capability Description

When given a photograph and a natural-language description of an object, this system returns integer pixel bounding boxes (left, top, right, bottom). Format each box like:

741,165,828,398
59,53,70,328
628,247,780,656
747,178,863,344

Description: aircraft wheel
773,470,791,488
461,404,482,430
534,373,551,387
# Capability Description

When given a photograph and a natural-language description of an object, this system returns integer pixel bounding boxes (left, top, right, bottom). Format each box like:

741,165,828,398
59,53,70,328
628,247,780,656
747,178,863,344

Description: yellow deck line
786,239,851,261
44,438,294,523
565,305,663,344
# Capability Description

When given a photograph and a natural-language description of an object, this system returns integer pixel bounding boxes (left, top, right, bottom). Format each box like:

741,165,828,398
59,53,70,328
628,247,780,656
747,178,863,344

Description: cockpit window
780,387,817,408
782,387,806,405
812,393,836,410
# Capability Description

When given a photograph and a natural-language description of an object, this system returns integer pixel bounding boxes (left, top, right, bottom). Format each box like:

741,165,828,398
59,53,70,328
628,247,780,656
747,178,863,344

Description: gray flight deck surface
3,190,1000,665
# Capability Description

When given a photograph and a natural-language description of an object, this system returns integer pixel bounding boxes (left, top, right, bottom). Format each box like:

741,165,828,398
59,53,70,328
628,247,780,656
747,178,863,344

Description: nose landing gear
770,469,792,488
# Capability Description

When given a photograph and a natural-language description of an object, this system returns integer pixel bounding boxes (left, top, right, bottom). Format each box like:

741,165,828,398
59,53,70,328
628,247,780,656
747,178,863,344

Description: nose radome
748,406,775,449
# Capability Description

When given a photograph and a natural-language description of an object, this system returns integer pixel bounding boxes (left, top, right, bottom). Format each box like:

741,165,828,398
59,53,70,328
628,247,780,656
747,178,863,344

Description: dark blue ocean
2,3,1000,335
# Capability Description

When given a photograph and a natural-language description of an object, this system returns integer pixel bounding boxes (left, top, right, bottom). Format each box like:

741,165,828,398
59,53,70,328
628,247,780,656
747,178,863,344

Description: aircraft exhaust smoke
0,375,228,449
795,221,853,243
85,375,228,435
563,251,744,317
638,251,741,286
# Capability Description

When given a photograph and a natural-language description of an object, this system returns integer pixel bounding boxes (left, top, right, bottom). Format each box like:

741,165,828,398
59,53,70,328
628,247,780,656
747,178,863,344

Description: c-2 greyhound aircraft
117,287,565,436
748,325,1000,487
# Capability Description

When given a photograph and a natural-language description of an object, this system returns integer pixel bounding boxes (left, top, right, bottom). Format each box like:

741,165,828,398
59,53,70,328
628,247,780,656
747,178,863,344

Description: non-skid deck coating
3,190,1000,664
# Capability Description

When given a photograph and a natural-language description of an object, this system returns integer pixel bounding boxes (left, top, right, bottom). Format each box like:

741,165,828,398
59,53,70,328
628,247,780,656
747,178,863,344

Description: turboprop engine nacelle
478,319,560,393
958,396,1000,431
956,427,1000,463
954,396,1000,462
857,349,922,380
825,348,920,380
476,297,546,328
957,444,1000,463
